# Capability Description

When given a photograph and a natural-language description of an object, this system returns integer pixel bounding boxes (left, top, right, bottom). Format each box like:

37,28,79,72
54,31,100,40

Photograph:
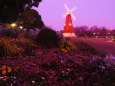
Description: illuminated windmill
63,4,77,37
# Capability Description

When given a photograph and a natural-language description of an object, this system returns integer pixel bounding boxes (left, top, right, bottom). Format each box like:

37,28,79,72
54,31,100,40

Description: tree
0,0,42,23
75,26,89,37
100,27,107,36
90,26,100,36
17,9,44,30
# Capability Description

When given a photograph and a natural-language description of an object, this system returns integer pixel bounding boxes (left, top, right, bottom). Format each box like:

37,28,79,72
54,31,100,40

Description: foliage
59,39,76,53
16,37,35,46
1,29,17,38
0,0,42,23
0,48,114,85
83,56,115,86
0,25,17,38
0,65,25,86
17,9,44,30
15,37,37,56
28,28,40,39
0,37,21,57
100,27,107,36
36,27,61,47
104,54,115,68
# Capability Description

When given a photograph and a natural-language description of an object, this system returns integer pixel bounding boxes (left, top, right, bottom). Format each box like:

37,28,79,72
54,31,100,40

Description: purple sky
33,0,115,31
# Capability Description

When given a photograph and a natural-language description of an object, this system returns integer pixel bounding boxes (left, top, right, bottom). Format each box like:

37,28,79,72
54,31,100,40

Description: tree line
75,26,115,37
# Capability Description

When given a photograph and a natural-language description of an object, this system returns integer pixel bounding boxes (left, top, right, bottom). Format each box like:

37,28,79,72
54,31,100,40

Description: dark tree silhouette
100,27,107,36
0,0,42,23
17,9,44,30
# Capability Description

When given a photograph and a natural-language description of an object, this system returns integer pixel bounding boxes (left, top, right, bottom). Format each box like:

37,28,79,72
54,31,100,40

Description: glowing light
93,33,96,35
10,23,17,27
69,23,71,26
19,26,23,29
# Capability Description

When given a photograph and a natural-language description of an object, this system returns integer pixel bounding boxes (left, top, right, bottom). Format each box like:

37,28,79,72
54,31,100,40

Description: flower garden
0,27,115,86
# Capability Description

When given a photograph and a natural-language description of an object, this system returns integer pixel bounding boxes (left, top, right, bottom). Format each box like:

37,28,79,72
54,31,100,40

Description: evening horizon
33,0,115,31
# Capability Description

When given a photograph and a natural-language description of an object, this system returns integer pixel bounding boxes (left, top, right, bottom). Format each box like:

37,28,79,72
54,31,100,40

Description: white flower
67,69,70,71
61,60,63,63
13,77,16,79
11,83,13,86
62,71,65,73
105,54,115,67
32,80,35,84
42,77,45,80
101,66,105,70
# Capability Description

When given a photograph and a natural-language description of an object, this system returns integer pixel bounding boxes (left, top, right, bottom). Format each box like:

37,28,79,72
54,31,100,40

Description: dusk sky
33,0,115,31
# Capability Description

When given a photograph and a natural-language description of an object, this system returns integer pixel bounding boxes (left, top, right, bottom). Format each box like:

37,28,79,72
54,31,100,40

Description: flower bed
0,48,114,86
0,36,114,85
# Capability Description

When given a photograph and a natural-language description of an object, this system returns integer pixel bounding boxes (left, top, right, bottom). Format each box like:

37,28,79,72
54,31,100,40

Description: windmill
63,4,77,37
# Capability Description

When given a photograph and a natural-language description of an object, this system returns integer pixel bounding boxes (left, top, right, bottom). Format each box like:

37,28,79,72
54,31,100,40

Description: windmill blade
70,7,77,12
64,4,70,11
71,13,76,20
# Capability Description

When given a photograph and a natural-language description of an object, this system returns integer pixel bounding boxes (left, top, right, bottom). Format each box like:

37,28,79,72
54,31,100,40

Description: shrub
36,27,61,47
0,37,21,57
15,37,37,56
83,56,115,86
16,37,34,46
1,29,17,38
59,39,76,53
28,28,40,39
0,25,17,38
104,54,115,67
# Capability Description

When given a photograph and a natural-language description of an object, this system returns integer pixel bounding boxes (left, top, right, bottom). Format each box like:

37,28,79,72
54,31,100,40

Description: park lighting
93,33,96,35
19,26,23,29
95,36,98,38
10,23,17,28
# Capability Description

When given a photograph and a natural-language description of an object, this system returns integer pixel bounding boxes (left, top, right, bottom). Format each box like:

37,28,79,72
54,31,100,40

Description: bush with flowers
82,56,115,86
0,65,26,85
0,65,12,76
59,38,76,53
15,37,37,55
0,37,22,57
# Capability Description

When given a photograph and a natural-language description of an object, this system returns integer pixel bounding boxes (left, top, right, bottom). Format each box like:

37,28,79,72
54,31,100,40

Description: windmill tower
63,4,77,37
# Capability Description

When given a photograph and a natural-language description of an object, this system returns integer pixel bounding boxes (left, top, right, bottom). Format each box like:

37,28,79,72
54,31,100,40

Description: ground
0,37,114,85
73,37,115,56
